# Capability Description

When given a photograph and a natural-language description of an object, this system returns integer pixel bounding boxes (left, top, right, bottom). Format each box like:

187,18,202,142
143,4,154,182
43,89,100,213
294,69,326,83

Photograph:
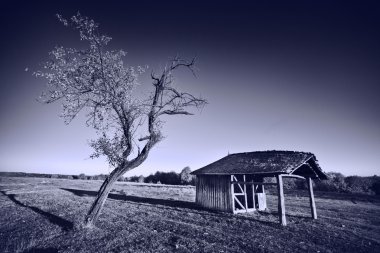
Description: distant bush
161,171,181,185
314,172,347,192
144,174,155,183
309,173,380,195
284,179,300,190
180,167,195,185
371,177,380,195
345,176,375,194
138,175,145,183
78,173,86,180
94,174,107,180
262,176,311,191
48,174,75,179
57,174,74,179
261,172,380,195
144,171,181,185
128,176,140,182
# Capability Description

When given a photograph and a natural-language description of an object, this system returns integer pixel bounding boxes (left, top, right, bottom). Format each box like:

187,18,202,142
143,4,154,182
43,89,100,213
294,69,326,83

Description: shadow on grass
61,188,281,228
0,191,73,232
23,247,58,253
61,187,201,210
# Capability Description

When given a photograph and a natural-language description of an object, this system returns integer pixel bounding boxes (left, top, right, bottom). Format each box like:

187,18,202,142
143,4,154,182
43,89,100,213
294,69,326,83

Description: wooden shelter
191,151,328,226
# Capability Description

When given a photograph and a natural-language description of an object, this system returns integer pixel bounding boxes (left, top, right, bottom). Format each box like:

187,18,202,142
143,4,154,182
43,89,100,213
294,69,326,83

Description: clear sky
0,1,379,177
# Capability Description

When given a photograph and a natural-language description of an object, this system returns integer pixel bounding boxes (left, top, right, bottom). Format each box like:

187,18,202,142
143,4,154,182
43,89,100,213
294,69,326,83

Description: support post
307,177,317,219
252,182,256,210
243,175,248,212
276,174,286,226
231,175,235,213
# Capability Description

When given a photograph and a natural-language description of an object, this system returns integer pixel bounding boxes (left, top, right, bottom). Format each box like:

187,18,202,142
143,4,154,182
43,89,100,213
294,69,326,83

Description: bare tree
35,13,207,227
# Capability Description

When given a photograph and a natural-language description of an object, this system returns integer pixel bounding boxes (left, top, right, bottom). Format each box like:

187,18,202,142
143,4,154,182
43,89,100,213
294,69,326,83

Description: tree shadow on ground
23,247,58,253
61,188,282,228
0,191,73,232
61,187,202,210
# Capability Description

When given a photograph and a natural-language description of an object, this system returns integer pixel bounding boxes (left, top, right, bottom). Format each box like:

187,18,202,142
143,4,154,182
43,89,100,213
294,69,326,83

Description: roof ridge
228,150,314,156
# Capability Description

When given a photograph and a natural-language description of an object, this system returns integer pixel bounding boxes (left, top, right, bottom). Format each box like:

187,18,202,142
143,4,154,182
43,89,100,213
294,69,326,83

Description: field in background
0,177,379,253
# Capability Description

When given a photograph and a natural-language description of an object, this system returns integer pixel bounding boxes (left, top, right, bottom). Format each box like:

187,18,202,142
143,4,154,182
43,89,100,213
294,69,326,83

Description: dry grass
0,176,379,253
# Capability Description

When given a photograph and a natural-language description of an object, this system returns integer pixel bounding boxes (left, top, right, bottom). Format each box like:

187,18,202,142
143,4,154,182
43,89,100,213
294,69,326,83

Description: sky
0,0,379,177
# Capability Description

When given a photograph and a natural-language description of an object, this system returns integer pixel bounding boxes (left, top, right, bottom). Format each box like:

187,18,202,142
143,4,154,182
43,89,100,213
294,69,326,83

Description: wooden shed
191,151,328,226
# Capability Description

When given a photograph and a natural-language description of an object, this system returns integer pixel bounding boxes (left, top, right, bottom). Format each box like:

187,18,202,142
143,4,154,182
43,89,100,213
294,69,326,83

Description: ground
0,177,379,253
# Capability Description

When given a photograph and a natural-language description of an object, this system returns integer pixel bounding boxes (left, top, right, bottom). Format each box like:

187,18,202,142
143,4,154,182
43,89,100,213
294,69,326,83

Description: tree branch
157,110,194,116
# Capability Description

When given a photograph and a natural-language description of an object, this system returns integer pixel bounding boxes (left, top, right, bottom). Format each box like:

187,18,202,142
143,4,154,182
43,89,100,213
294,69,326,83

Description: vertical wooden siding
195,175,232,212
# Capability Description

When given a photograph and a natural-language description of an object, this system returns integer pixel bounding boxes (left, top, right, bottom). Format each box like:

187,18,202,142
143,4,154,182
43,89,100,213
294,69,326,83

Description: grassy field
0,177,379,253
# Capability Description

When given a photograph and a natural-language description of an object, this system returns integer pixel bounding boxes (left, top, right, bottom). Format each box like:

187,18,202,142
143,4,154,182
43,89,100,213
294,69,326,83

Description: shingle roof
191,150,327,179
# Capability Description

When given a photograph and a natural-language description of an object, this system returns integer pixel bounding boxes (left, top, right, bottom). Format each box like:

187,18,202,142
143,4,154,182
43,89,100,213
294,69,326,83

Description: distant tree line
313,172,380,195
73,167,195,185
264,172,380,195
1,171,379,194
120,167,195,185
0,167,196,186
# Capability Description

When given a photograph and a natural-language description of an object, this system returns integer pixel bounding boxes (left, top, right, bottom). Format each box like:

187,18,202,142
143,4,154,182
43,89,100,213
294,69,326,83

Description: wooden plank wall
196,175,232,212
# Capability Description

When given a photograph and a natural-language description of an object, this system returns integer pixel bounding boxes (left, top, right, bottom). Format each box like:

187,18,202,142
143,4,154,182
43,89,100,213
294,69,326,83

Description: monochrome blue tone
0,1,379,176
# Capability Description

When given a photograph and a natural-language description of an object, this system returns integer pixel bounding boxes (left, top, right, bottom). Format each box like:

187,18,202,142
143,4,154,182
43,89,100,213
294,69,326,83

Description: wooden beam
234,196,245,209
276,174,286,226
234,209,254,214
232,175,245,193
231,181,277,186
281,174,306,180
307,177,317,219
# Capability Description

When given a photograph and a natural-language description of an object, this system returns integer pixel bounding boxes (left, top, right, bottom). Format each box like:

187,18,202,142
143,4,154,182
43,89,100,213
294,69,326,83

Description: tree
138,175,145,183
180,166,193,185
129,176,140,182
345,175,373,194
35,13,207,227
313,172,346,192
159,171,181,185
371,176,380,195
146,171,181,185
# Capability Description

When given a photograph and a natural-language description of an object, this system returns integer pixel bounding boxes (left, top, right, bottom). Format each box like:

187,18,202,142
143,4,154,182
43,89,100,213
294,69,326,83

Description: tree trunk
84,138,153,227
84,167,123,227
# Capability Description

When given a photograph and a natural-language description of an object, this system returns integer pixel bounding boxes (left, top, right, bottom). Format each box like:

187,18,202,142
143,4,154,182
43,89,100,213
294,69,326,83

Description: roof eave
289,155,328,180
192,171,285,176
